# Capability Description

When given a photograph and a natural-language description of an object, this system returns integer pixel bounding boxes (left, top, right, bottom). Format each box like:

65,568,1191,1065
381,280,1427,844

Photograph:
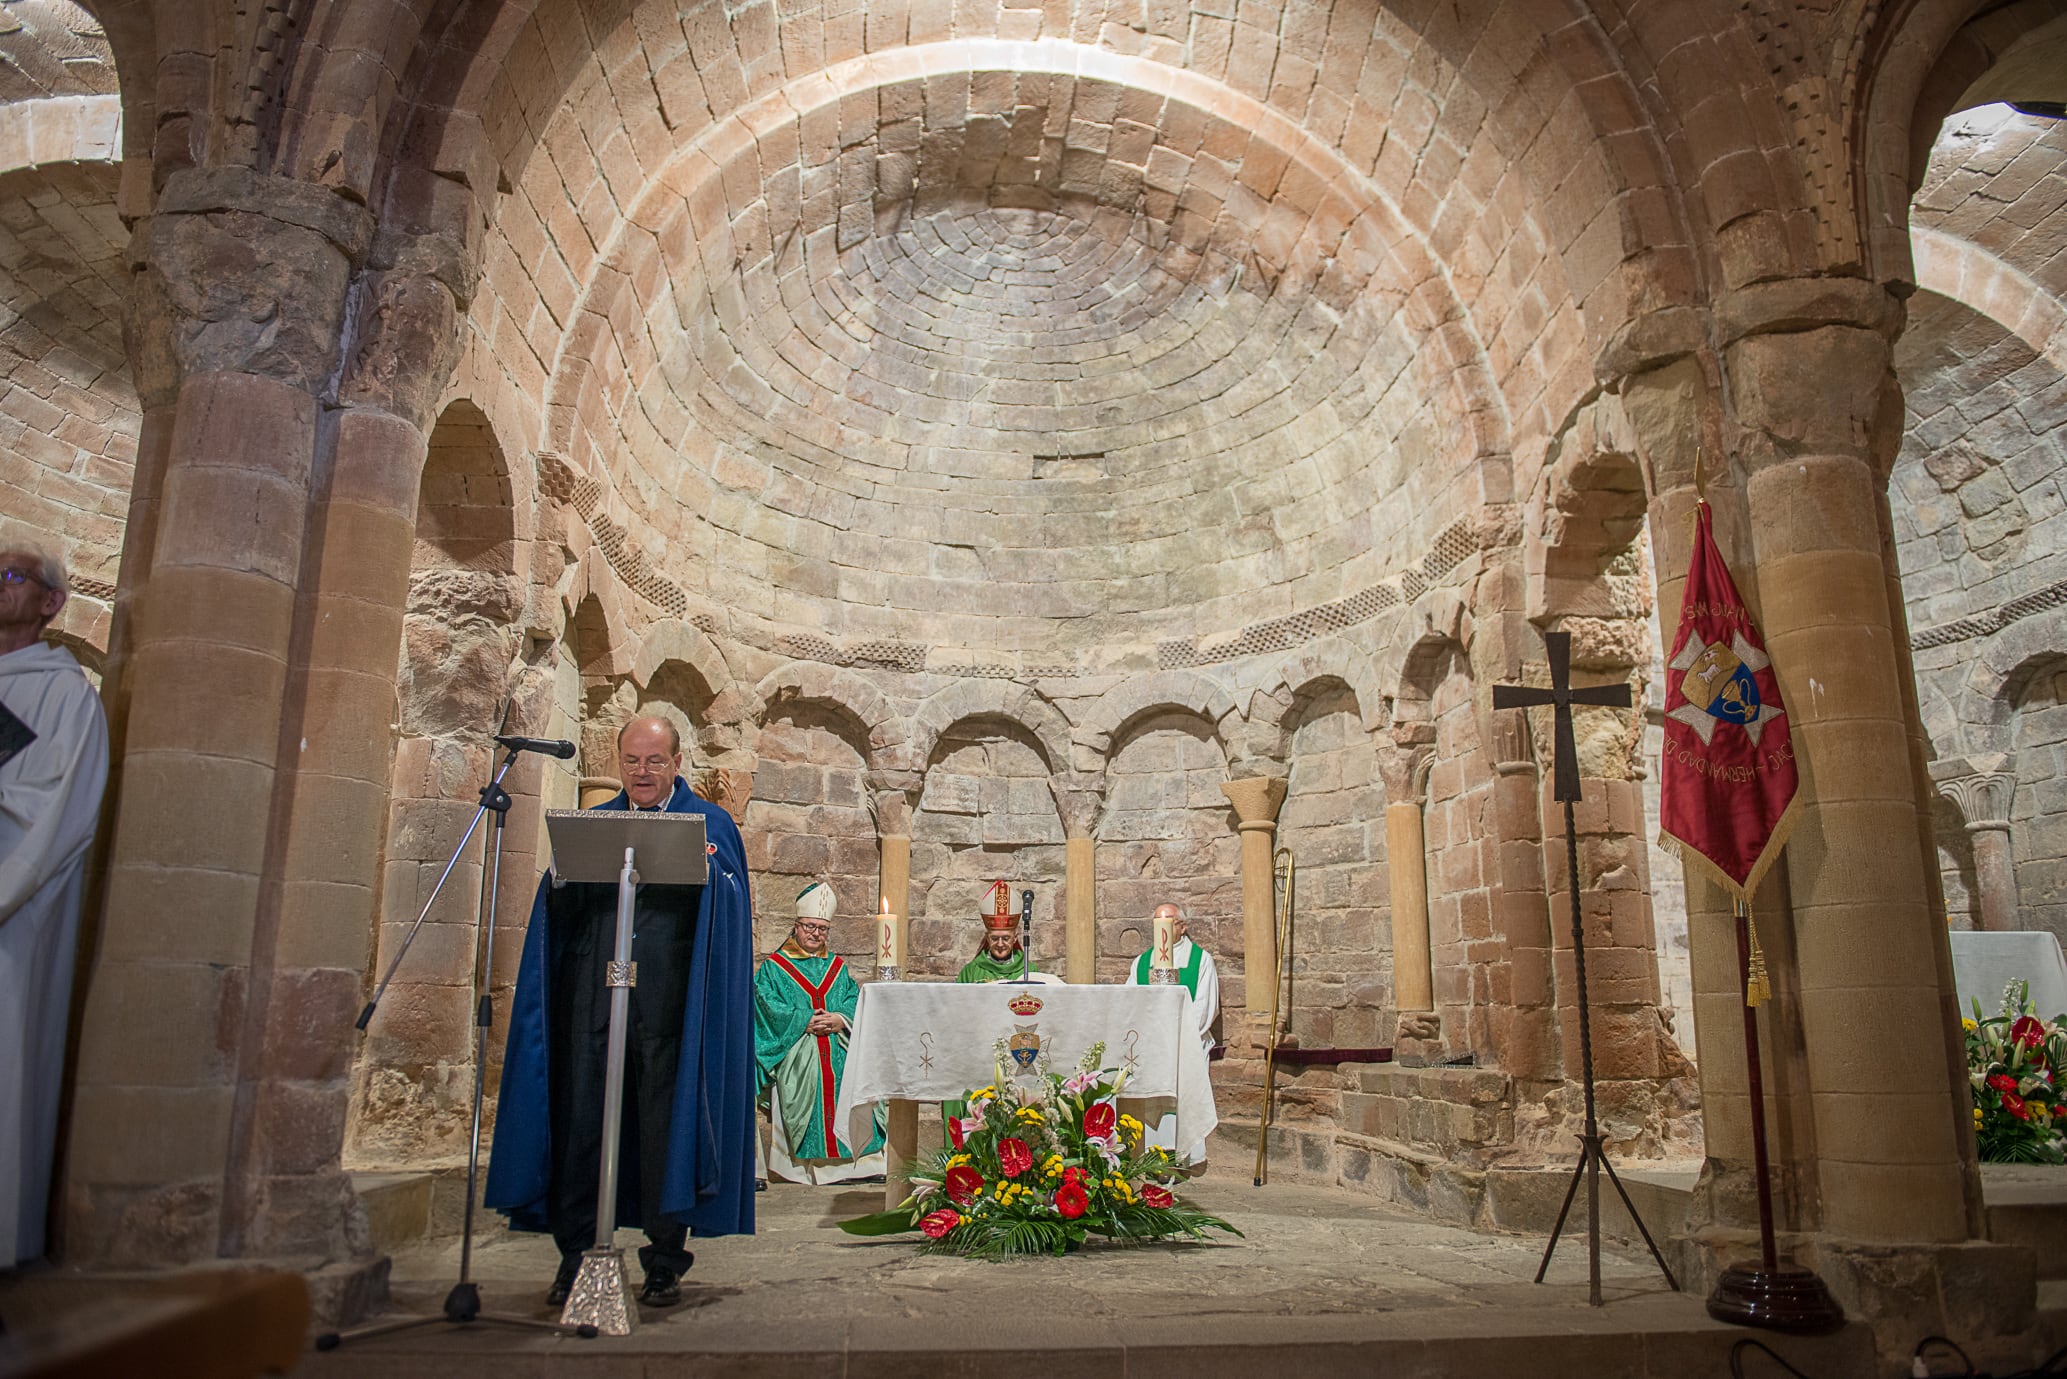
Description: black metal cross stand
1492,631,1678,1305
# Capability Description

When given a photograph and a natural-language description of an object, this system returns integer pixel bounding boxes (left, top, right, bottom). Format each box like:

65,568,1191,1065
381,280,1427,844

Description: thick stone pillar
1065,835,1095,984
1625,354,1820,1236
1220,776,1287,1018
1932,759,2019,933
65,168,469,1281
1386,801,1433,1011
1725,280,1970,1244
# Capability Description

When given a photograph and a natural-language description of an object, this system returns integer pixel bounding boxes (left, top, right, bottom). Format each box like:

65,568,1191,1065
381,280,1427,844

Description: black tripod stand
1494,632,1679,1306
316,735,594,1349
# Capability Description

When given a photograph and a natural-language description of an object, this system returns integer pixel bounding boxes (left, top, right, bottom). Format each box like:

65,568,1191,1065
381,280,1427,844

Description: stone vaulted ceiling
457,3,1613,668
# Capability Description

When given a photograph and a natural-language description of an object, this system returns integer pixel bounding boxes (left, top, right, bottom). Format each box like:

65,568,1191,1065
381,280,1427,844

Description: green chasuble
956,946,1041,983
752,946,884,1161
1130,937,1205,996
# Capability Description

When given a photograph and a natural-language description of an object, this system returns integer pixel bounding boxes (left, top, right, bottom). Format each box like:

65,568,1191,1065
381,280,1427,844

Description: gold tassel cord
1742,901,1772,1008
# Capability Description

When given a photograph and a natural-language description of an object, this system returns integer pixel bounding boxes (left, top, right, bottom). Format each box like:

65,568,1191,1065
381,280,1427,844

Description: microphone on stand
1020,888,1033,983
493,734,577,759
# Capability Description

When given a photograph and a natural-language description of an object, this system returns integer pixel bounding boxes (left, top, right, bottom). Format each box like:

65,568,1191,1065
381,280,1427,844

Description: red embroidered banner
1658,502,1800,899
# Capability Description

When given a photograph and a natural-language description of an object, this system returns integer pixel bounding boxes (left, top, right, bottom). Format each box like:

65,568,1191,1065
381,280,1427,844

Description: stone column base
1681,1227,2036,1367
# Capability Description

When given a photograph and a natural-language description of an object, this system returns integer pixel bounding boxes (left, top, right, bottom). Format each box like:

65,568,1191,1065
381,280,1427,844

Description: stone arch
1075,671,1239,771
1912,226,2067,377
1856,0,2065,285
1246,638,1387,768
1960,609,2067,755
753,662,901,768
905,681,1072,780
631,619,741,718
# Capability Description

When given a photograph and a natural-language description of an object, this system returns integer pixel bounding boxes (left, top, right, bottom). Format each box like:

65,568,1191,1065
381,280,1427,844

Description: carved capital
1933,754,2017,833
1220,774,1287,828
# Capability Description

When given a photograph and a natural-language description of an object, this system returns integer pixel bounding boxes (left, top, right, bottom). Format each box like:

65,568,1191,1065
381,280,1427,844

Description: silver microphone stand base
561,1247,640,1335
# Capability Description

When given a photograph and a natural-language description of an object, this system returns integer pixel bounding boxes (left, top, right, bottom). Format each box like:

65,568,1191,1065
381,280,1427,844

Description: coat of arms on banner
1007,1023,1044,1070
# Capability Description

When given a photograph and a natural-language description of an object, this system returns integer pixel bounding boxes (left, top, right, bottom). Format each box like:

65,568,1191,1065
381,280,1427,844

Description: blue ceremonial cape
484,777,756,1237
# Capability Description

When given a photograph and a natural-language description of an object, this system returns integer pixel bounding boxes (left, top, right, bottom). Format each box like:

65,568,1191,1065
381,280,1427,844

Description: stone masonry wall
1092,713,1240,991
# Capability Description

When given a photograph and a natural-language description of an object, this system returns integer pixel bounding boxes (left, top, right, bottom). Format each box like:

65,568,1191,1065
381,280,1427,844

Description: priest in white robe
0,546,109,1264
1125,902,1218,1165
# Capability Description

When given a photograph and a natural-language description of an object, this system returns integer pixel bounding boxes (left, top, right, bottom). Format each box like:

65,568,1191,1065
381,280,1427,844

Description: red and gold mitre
981,879,1016,931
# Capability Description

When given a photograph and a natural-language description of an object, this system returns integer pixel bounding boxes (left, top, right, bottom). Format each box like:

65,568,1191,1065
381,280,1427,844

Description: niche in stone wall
632,656,723,789
911,719,1066,978
744,702,877,961
1279,684,1388,1051
349,400,520,1167
2011,657,2067,947
1093,711,1240,991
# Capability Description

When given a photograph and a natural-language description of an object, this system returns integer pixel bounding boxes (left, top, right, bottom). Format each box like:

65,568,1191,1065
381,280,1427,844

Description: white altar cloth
836,982,1218,1155
1950,930,2067,1022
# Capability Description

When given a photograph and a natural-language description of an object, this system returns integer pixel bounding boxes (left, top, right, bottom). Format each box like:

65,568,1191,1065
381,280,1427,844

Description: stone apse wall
25,0,2067,1331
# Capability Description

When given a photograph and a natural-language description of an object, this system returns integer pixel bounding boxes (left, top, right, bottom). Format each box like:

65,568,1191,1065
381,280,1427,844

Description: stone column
1386,801,1433,1011
1065,836,1095,983
1220,775,1288,1018
1932,758,2019,933
65,170,471,1279
1725,279,1970,1244
65,171,373,1265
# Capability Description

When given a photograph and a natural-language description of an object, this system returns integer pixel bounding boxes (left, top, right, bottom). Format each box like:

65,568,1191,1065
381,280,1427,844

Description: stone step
353,1170,476,1256
299,1299,1883,1378
1983,1169,2067,1281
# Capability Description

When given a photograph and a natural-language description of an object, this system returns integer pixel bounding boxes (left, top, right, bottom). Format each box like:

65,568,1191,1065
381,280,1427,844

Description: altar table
835,982,1218,1207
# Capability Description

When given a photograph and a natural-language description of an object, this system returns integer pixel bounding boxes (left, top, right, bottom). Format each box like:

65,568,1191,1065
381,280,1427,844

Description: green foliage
839,1061,1241,1260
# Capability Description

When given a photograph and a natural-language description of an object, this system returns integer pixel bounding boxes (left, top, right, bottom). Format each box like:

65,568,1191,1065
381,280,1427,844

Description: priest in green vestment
1124,901,1219,1164
752,882,884,1185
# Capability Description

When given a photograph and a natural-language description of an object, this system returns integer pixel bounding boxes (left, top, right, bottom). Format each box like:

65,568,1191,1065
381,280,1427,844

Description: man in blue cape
485,716,755,1307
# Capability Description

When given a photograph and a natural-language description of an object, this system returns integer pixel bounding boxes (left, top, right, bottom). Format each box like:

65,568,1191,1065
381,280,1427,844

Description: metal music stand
541,808,707,1336
1494,631,1679,1306
317,738,589,1352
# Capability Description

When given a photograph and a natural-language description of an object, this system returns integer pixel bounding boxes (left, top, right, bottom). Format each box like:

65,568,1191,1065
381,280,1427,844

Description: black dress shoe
547,1258,580,1307
639,1267,682,1307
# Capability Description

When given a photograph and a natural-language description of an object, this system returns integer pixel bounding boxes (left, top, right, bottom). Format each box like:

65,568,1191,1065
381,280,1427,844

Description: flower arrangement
1966,981,2067,1164
839,1043,1240,1259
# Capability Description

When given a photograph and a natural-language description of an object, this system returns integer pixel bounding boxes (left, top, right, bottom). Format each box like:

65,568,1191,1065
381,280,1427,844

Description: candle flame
880,895,890,915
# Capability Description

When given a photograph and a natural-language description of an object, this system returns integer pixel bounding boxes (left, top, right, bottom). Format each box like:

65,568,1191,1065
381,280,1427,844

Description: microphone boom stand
317,741,594,1349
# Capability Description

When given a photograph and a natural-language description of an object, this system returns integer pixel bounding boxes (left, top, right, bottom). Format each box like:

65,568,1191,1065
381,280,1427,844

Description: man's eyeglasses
620,755,674,771
794,921,832,932
0,568,46,587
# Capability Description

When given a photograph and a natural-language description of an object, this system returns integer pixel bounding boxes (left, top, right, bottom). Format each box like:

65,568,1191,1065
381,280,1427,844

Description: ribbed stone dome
559,66,1489,666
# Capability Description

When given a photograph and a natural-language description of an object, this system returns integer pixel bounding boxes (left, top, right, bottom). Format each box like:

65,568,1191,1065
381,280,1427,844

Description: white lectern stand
542,808,707,1335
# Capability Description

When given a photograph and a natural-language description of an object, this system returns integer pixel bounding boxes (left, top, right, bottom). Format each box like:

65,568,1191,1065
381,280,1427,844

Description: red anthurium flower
944,1165,985,1203
920,1209,961,1238
1989,1073,2018,1093
947,1117,965,1149
999,1138,1033,1179
1139,1184,1175,1209
2011,1016,2046,1049
1062,1166,1087,1186
1054,1183,1088,1219
2002,1092,2030,1121
1083,1101,1117,1139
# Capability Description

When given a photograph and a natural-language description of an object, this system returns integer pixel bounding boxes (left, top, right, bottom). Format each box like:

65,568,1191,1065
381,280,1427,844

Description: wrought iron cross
1490,631,1632,804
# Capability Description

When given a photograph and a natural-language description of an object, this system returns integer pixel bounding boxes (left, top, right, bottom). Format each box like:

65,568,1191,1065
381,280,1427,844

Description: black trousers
545,879,699,1275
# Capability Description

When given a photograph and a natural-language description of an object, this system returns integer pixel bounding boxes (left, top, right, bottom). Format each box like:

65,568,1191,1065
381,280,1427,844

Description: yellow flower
1017,1106,1044,1122
1962,1018,1978,1033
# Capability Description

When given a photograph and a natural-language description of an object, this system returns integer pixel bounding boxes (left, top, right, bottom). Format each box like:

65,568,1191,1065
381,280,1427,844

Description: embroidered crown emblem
1006,992,1044,1016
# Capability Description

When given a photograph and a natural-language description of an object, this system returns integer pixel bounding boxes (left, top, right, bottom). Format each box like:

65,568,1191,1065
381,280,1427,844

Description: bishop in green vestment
955,880,1059,984
752,882,884,1185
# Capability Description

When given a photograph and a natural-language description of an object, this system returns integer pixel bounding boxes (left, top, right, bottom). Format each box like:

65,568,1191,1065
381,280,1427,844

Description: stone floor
289,1178,1877,1378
